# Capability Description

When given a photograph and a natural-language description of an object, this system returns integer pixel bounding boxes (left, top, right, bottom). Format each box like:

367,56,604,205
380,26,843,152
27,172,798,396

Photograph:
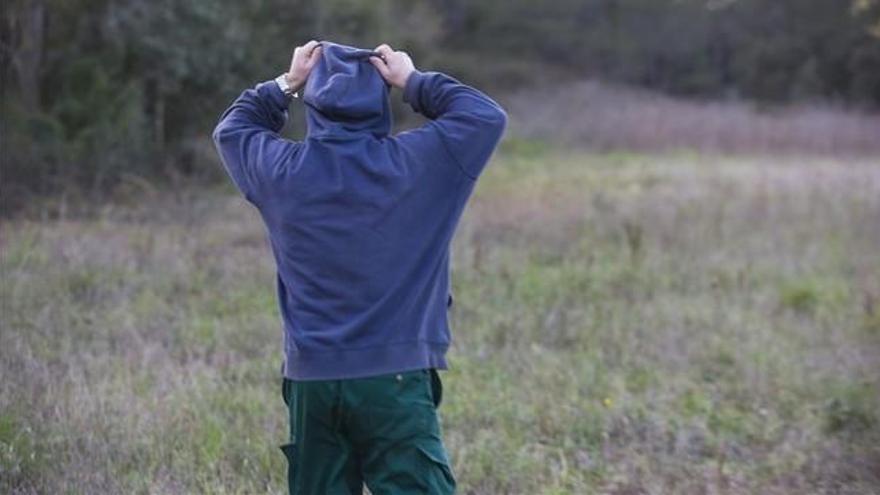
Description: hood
303,41,392,139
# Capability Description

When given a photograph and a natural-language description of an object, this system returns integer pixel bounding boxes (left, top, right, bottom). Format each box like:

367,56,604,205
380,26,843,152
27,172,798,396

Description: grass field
2,148,879,494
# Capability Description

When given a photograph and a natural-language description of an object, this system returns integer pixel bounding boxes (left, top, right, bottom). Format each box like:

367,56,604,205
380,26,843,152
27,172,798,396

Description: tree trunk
11,0,45,112
144,75,165,151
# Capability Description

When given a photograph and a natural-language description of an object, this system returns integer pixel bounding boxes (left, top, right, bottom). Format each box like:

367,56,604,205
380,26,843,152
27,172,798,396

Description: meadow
2,147,879,494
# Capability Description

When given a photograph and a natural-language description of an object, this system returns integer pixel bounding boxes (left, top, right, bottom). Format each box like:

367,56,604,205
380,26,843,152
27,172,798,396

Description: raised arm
370,44,507,180
212,41,322,203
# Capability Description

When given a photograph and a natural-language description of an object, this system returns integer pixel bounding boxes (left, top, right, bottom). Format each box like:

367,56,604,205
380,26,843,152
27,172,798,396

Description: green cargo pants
280,368,456,494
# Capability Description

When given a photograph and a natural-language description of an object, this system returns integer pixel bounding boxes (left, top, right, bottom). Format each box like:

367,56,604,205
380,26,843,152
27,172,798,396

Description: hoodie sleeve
212,80,298,203
402,71,507,180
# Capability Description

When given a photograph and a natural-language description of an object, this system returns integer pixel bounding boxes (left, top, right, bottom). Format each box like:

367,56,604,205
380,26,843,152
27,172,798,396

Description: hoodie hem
283,340,450,381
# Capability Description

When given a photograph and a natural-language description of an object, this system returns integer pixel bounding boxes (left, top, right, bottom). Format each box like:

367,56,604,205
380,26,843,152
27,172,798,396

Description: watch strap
274,73,299,99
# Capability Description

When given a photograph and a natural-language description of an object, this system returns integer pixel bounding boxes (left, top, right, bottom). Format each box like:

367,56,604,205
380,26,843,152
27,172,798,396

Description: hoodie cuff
403,70,428,114
257,79,292,113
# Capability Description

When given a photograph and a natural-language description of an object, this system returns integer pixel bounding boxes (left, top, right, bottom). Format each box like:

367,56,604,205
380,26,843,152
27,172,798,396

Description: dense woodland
2,0,879,206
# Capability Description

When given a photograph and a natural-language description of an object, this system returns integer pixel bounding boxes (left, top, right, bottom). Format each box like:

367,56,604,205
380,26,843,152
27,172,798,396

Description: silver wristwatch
274,73,299,99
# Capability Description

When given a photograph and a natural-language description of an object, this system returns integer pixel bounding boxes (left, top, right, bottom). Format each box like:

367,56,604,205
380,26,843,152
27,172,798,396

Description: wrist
285,72,306,93
275,72,302,99
397,69,415,90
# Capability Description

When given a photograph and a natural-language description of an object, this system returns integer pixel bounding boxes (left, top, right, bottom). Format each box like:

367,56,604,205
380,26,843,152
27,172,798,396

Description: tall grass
505,81,880,156
2,151,879,494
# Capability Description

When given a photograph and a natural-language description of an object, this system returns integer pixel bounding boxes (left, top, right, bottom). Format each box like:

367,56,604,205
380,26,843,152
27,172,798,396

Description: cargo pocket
279,442,297,493
429,368,443,409
416,443,456,494
281,377,292,407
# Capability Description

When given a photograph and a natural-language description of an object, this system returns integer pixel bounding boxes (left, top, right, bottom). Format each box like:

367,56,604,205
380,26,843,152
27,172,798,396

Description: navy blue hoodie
212,42,507,380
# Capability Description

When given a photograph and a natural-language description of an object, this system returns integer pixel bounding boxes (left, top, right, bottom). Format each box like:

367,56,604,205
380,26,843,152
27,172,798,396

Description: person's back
213,41,506,494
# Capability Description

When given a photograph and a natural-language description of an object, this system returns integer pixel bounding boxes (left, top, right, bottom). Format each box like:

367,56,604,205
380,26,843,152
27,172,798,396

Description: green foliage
0,412,48,490
865,308,880,334
498,137,553,159
824,382,878,435
2,0,878,209
779,280,822,314
778,277,848,316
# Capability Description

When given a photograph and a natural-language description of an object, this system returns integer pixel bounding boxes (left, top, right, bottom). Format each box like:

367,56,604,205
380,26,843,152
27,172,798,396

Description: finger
293,41,317,62
302,40,319,53
307,45,322,61
374,44,393,57
369,55,389,73
369,56,391,78
306,46,322,68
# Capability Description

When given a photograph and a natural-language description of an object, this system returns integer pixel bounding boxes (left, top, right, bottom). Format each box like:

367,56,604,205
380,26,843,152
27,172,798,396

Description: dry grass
505,80,880,156
2,151,879,494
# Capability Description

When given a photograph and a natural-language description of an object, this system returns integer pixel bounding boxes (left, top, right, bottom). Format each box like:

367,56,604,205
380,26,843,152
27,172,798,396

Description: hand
285,40,323,93
369,44,416,89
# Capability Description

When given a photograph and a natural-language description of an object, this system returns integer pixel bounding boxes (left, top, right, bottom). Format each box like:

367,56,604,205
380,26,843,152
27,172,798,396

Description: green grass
2,151,879,494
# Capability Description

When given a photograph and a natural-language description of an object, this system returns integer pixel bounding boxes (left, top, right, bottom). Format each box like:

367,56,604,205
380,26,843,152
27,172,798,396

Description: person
212,40,507,494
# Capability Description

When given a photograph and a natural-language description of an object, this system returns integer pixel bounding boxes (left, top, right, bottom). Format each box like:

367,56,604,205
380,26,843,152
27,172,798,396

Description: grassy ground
2,148,879,494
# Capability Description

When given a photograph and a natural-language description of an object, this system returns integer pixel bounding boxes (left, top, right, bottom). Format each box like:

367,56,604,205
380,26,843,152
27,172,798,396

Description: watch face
276,74,292,94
